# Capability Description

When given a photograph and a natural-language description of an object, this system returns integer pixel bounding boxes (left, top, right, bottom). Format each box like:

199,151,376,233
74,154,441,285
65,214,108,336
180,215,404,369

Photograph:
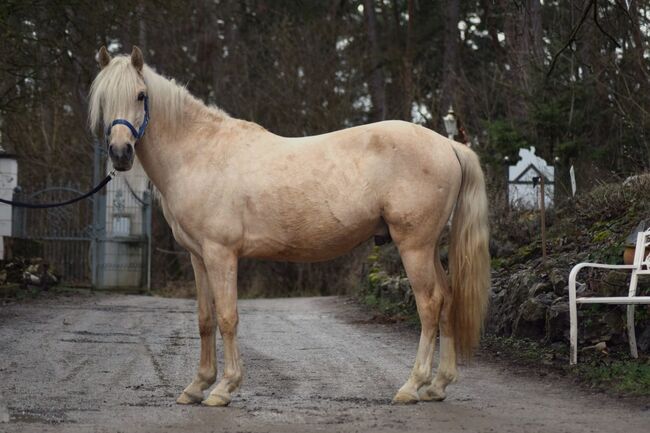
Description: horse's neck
136,90,236,197
135,96,219,197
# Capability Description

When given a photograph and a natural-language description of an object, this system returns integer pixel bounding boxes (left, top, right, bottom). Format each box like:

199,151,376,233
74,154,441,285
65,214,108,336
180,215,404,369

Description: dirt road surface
0,293,648,433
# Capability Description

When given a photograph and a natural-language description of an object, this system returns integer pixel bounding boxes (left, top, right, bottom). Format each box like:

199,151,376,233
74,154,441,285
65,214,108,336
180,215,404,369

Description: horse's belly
241,212,381,262
243,233,373,262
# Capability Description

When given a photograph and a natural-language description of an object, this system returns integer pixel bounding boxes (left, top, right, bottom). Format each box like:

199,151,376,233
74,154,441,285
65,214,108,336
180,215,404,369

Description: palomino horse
89,46,490,407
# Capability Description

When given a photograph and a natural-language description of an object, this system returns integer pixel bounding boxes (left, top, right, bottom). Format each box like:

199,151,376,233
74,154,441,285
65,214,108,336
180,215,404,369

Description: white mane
88,56,227,135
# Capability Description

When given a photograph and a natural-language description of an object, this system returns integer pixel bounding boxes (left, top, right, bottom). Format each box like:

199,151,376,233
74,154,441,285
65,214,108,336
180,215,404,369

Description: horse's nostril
125,143,134,157
108,144,116,158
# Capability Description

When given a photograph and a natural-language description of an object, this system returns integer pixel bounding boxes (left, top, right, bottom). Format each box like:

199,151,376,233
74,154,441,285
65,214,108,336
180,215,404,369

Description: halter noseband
105,95,150,143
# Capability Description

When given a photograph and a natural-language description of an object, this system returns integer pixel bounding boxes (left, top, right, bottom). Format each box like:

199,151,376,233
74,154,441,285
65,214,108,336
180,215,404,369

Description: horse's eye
137,92,146,101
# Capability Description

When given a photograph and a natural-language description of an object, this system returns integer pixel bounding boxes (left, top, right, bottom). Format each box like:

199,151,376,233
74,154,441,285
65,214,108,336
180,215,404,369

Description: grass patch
361,292,420,326
576,359,650,396
482,334,650,397
482,334,560,363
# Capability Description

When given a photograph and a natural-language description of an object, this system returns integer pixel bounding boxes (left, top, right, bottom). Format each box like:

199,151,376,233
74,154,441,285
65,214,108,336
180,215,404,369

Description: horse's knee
199,318,215,337
217,311,239,335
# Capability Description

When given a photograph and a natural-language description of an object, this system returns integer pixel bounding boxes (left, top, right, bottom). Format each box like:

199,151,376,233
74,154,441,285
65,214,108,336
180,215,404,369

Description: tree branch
593,0,621,48
547,0,622,78
546,0,594,78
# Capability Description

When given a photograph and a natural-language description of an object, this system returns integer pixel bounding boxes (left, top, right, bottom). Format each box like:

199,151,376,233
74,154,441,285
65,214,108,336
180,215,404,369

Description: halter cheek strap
105,95,150,143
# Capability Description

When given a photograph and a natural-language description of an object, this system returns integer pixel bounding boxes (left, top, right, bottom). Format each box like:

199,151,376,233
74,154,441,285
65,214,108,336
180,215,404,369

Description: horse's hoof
392,390,419,405
202,392,231,407
176,391,202,405
417,384,446,402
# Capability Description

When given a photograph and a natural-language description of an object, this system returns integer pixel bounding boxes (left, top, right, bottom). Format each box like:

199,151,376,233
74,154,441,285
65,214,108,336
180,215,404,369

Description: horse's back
234,120,461,259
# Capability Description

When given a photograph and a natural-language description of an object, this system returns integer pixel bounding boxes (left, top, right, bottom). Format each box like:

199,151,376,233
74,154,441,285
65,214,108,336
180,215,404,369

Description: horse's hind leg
418,255,457,401
177,254,217,404
393,245,443,404
202,245,244,407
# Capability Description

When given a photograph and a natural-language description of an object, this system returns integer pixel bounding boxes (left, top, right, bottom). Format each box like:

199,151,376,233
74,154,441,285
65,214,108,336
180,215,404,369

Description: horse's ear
131,46,144,72
98,46,111,69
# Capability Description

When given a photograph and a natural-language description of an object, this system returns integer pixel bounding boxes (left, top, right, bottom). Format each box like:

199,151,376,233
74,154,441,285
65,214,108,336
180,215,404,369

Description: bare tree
363,0,386,121
401,0,415,121
440,0,460,121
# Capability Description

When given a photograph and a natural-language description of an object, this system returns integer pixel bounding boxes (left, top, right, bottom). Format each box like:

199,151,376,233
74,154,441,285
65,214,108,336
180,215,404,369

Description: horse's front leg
177,254,217,404
202,245,243,407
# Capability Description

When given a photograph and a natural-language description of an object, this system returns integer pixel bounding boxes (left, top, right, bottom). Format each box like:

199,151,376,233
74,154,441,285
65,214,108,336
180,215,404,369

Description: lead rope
0,170,117,209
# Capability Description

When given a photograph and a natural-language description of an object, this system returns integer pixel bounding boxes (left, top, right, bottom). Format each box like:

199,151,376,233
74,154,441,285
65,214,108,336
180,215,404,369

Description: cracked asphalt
0,292,648,432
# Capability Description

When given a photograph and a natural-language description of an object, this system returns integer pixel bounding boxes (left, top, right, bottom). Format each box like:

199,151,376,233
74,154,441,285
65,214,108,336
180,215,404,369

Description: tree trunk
439,0,460,123
501,0,543,120
138,1,147,51
363,0,386,121
401,0,415,121
628,0,649,86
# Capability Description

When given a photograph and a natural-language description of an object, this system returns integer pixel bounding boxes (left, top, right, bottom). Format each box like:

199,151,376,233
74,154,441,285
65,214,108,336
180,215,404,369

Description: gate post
91,138,106,288
142,189,152,290
11,187,24,238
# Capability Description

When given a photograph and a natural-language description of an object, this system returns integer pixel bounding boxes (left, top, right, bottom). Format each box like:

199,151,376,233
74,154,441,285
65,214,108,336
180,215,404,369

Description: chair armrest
568,263,637,305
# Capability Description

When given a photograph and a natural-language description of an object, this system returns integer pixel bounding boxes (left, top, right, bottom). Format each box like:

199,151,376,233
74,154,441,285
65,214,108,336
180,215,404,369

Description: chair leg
627,305,638,359
570,298,578,365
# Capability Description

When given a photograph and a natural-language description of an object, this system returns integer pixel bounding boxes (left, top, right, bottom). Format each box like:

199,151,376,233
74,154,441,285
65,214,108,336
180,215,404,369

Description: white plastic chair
568,229,650,364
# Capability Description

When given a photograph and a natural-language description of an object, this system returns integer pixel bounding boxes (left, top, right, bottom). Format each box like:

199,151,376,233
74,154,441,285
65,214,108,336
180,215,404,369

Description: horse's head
89,46,149,172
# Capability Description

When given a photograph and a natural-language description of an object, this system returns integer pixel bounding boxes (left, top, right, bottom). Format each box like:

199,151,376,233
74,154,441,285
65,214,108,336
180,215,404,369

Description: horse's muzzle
109,143,134,171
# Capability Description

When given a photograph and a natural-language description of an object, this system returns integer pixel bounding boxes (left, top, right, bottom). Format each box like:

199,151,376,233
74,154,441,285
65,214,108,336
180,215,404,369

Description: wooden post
540,175,547,265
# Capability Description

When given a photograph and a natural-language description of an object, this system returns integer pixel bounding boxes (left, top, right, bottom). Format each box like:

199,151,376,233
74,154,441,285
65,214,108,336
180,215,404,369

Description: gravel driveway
0,293,648,432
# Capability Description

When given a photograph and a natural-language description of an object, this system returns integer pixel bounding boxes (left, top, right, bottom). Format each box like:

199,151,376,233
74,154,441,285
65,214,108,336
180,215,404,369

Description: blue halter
105,95,150,143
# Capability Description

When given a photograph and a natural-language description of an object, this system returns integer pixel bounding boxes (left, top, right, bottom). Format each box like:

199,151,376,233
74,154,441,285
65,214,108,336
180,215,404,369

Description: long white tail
449,142,491,360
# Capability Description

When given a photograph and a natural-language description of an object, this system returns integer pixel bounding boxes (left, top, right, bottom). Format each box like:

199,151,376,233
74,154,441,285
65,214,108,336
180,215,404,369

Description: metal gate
11,141,152,289
12,184,96,286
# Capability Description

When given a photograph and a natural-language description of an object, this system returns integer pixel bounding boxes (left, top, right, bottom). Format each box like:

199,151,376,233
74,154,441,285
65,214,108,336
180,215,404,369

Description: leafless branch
547,0,621,78
547,0,594,78
593,0,621,48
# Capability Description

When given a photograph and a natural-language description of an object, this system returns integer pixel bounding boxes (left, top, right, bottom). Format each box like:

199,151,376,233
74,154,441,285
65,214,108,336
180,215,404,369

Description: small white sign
570,165,576,197
112,216,131,236
0,158,17,241
508,146,554,209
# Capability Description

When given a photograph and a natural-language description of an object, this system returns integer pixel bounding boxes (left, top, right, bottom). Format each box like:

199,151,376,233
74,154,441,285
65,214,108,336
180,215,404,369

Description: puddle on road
8,408,73,424
0,404,8,423
249,407,306,424
59,338,140,344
